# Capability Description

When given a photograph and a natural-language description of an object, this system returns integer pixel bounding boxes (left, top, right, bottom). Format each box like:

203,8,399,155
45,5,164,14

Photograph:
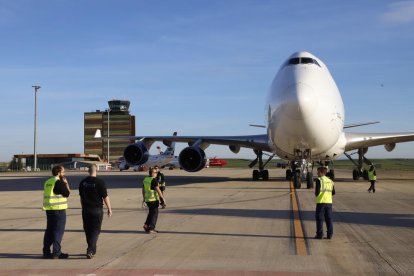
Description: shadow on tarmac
163,208,414,228
0,175,289,192
0,253,86,259
0,208,412,229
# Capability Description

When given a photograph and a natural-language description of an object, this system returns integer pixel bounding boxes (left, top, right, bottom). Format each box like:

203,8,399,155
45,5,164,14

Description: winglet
249,124,266,128
94,129,102,138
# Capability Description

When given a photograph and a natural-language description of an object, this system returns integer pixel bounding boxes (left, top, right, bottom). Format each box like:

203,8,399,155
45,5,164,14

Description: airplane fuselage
267,52,347,161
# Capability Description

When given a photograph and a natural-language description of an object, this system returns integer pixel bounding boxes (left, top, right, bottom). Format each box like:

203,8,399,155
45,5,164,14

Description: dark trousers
82,208,103,254
145,201,159,230
160,187,165,205
43,210,66,256
315,203,333,237
368,180,376,192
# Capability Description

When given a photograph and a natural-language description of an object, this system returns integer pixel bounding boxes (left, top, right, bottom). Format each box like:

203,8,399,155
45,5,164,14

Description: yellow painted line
290,181,308,256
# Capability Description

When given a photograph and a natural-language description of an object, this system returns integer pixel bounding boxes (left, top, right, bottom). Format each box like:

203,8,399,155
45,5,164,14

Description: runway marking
290,181,309,256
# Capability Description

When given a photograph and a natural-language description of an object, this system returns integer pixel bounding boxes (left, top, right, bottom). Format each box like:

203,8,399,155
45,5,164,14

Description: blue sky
1,0,414,162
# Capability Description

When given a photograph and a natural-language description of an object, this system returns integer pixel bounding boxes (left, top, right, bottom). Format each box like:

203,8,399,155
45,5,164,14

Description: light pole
32,85,41,171
106,108,110,163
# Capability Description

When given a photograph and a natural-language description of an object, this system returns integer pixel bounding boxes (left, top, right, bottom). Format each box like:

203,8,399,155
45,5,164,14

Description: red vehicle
208,157,228,167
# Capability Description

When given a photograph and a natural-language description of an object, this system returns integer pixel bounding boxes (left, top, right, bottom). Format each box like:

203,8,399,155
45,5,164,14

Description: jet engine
385,143,396,152
123,142,149,166
179,146,207,172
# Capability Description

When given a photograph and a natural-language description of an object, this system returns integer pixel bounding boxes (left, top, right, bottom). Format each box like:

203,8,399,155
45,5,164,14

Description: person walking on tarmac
79,164,112,259
154,165,166,208
142,167,166,234
42,165,70,259
314,166,336,240
367,165,377,193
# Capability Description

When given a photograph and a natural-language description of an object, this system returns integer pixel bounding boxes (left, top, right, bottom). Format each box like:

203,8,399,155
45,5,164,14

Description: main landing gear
344,148,371,180
250,150,274,180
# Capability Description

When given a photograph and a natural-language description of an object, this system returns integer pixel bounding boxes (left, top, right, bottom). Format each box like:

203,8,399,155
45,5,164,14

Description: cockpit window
301,57,313,64
285,57,320,67
288,58,300,65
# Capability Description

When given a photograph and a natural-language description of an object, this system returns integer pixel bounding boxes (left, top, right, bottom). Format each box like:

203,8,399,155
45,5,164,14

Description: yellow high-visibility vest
143,177,159,202
42,177,68,210
368,170,376,181
315,176,334,204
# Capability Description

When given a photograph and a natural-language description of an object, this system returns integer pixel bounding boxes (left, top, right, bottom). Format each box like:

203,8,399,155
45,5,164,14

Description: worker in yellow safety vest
42,165,71,259
142,167,166,234
367,165,377,193
314,166,335,240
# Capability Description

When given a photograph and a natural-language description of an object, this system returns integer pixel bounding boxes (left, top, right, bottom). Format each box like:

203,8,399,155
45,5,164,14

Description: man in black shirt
79,164,112,259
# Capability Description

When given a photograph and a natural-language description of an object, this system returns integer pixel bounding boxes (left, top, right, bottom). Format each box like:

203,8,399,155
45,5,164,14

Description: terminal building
11,153,102,171
84,100,136,163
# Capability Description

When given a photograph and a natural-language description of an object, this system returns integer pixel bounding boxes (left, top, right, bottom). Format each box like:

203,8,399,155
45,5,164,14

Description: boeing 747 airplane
98,51,414,188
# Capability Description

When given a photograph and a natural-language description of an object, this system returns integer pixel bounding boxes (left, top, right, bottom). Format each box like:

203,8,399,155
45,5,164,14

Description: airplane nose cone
284,83,318,120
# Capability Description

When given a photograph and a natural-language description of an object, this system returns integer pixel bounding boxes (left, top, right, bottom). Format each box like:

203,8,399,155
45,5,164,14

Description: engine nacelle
123,142,149,166
229,145,240,154
179,146,207,172
385,143,396,152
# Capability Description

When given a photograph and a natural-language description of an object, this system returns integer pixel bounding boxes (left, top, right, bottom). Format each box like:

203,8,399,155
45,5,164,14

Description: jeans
315,203,333,237
145,201,159,230
43,210,66,256
82,208,103,254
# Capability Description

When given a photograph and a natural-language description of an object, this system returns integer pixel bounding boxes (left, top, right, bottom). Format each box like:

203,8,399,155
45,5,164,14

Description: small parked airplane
97,51,414,188
208,157,228,167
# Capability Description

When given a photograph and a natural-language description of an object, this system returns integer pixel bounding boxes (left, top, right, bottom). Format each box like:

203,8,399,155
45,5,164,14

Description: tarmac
0,167,413,275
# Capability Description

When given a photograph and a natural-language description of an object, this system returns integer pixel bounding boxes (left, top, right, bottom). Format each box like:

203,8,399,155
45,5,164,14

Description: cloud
381,1,414,24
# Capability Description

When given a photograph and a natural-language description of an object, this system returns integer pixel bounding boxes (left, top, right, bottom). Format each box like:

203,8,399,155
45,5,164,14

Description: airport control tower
84,100,136,163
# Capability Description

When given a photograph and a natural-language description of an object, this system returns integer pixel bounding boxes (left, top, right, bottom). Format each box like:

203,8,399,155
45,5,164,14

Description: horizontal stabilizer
344,121,380,129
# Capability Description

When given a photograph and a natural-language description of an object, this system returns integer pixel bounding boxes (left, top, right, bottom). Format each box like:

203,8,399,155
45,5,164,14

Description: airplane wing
345,132,414,151
135,134,271,152
95,129,270,151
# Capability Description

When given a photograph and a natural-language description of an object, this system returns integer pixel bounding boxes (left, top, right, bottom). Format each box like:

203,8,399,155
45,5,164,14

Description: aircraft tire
352,170,359,180
293,171,301,189
306,172,313,189
363,170,369,180
286,169,292,180
262,170,269,180
253,170,260,180
329,169,335,180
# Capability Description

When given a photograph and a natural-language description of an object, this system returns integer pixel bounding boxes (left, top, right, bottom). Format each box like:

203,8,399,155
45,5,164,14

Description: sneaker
326,236,333,240
143,224,149,232
53,253,69,259
148,230,158,234
86,252,94,259
314,235,323,240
